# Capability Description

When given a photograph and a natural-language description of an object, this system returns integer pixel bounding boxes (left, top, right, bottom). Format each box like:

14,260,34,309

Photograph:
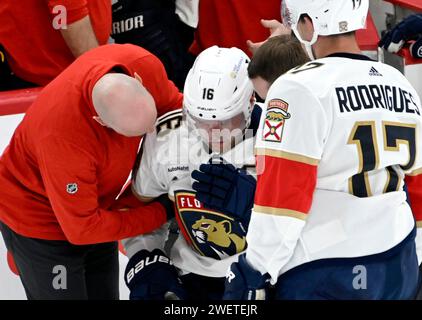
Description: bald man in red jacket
0,43,182,299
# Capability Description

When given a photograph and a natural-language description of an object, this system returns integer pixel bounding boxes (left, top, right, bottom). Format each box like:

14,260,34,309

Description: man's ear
134,72,143,84
303,15,316,42
92,116,107,127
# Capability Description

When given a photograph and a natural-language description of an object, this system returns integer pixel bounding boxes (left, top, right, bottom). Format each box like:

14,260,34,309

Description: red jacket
0,44,183,244
190,0,282,57
0,0,111,86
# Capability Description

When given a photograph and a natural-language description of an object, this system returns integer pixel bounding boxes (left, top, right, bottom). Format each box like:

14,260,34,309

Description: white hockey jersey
247,53,422,283
124,107,259,277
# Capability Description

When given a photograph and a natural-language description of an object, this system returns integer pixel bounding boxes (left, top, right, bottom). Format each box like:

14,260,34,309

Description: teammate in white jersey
194,0,422,300
122,43,309,300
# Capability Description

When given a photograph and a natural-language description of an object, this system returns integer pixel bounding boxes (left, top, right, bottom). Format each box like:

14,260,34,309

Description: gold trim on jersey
347,121,379,197
417,221,422,228
382,121,417,164
382,121,417,188
382,168,400,194
407,167,422,176
253,205,307,220
254,148,319,166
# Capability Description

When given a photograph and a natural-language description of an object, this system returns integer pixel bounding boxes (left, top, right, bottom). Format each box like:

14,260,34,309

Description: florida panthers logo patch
263,99,291,143
174,190,247,260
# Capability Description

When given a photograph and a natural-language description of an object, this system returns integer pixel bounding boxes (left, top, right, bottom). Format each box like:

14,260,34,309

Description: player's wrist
154,194,175,221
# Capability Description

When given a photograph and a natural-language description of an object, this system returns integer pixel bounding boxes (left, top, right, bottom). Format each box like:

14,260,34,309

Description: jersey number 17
348,121,416,197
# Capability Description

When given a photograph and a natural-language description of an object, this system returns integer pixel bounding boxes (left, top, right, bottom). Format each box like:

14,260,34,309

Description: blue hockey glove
124,249,186,300
223,254,270,300
379,14,422,58
191,162,256,227
410,37,422,59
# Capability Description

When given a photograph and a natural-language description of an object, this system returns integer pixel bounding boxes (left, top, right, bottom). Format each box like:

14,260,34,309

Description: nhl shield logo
66,183,78,194
174,190,247,260
263,99,291,143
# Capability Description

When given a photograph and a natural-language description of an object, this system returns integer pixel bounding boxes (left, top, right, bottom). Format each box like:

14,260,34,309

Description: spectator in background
110,0,288,91
247,35,309,100
379,13,422,59
190,0,288,57
111,0,195,91
0,0,111,90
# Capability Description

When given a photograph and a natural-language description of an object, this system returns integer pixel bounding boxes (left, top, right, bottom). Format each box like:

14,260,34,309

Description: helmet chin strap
302,42,315,61
292,23,318,61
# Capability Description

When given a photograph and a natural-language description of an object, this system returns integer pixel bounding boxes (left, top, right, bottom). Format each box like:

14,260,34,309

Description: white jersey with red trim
247,53,422,283
124,108,259,277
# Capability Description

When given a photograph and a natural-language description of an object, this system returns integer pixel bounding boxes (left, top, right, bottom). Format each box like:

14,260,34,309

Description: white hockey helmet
282,0,369,46
183,46,254,132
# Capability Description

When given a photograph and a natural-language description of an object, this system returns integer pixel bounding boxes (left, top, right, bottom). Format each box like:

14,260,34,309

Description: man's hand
223,254,269,300
191,163,255,227
246,19,291,55
379,14,422,58
124,249,187,300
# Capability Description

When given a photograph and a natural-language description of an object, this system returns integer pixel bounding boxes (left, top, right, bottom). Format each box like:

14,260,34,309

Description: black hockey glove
223,254,270,300
124,249,187,300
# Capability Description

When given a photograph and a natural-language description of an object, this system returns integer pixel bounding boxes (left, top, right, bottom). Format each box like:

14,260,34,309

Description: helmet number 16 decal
202,88,214,100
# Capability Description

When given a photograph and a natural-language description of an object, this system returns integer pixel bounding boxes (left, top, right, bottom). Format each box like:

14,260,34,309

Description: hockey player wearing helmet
194,0,422,300
122,46,257,300
122,45,306,300
183,46,256,155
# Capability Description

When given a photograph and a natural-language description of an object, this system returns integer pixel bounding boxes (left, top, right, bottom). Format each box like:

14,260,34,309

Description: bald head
92,73,157,137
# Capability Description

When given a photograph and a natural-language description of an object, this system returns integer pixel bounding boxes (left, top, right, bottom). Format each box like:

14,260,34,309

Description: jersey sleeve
246,78,330,282
132,130,170,201
36,135,168,245
405,168,422,265
126,112,184,259
48,1,89,24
